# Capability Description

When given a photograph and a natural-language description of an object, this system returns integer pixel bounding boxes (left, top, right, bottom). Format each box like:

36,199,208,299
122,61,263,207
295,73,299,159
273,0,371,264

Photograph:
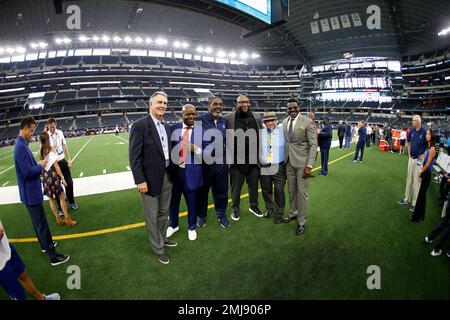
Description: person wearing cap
259,112,286,224
318,115,332,176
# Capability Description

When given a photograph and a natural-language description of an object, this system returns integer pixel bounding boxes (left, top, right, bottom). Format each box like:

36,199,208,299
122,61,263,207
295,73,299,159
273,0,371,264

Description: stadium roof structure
0,0,449,67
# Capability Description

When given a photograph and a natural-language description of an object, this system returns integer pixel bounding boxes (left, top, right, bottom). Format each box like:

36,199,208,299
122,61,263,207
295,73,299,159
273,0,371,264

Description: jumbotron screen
216,0,272,24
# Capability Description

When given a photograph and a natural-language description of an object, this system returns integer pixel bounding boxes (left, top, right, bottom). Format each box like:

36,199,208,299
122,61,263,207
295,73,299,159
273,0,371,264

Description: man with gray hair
129,91,176,264
398,115,427,212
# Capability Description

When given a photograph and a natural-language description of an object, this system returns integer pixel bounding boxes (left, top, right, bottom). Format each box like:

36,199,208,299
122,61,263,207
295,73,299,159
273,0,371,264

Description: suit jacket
224,110,263,166
282,115,317,169
318,124,333,149
14,136,44,206
170,122,203,191
337,124,346,137
129,114,172,197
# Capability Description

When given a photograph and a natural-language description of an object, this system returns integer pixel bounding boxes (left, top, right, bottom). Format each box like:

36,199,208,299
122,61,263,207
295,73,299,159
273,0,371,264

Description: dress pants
286,160,309,226
141,171,172,255
344,136,351,149
427,193,450,251
404,157,422,207
260,164,286,219
57,159,75,211
230,165,259,211
26,203,57,260
354,141,365,161
412,170,431,220
197,164,228,220
320,148,330,175
338,136,344,149
169,169,197,231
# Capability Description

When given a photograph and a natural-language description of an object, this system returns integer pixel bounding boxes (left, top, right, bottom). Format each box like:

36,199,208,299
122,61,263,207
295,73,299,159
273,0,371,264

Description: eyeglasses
237,101,250,104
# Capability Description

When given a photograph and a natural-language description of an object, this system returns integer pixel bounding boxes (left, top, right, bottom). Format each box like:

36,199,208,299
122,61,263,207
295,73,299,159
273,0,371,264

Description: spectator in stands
318,115,332,176
398,115,427,213
260,111,286,224
384,124,393,153
365,123,372,148
167,104,202,241
129,91,175,265
337,120,345,149
353,121,367,163
196,96,230,229
225,94,264,221
344,121,352,149
410,129,436,222
399,128,407,155
39,132,78,226
281,99,317,236
46,118,78,214
426,187,450,258
14,116,69,266
0,222,61,300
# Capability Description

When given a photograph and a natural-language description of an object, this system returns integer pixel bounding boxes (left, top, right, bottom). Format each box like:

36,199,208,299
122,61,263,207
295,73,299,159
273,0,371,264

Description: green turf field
0,135,449,300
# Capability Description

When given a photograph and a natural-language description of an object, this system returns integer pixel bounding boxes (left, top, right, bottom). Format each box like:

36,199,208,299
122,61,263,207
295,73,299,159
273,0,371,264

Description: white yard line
114,135,129,143
79,172,84,177
0,154,13,161
0,164,15,176
126,166,130,171
2,181,9,186
72,136,95,163
103,169,106,174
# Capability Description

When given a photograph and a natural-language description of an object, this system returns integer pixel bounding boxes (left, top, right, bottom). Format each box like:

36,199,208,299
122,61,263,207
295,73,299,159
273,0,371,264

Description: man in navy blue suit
353,120,367,163
167,104,203,241
196,96,230,229
318,115,332,176
129,91,176,264
14,116,69,266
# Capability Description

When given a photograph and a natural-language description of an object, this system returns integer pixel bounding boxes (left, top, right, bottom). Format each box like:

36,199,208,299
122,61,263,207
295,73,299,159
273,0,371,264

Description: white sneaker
188,229,197,241
431,249,442,256
425,236,433,243
166,226,179,238
44,293,61,300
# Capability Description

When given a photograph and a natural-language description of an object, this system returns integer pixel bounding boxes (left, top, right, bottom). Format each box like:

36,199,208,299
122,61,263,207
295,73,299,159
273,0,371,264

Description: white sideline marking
0,154,13,161
114,135,129,143
0,171,136,205
72,136,95,162
2,181,9,186
0,164,15,176
79,172,84,177
126,166,130,171
103,169,106,174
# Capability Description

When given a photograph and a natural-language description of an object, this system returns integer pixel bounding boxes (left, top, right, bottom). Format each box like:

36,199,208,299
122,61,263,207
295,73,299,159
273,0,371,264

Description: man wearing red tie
167,104,203,241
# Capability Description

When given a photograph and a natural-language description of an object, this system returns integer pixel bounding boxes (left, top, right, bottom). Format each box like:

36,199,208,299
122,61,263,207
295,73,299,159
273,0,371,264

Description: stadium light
135,36,143,43
79,35,89,42
228,52,237,58
205,47,213,54
145,37,153,44
173,41,181,48
30,42,39,49
240,51,249,59
102,35,110,42
155,38,168,45
92,35,100,42
6,47,15,54
438,26,450,36
196,46,204,53
182,42,189,48
251,53,260,59
217,50,226,58
113,36,122,42
16,46,26,53
124,36,132,43
63,37,71,44
55,38,63,44
39,42,48,48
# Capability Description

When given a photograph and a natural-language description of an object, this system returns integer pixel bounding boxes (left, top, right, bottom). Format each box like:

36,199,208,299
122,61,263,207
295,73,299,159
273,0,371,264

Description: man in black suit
225,94,264,221
129,91,176,265
337,120,345,149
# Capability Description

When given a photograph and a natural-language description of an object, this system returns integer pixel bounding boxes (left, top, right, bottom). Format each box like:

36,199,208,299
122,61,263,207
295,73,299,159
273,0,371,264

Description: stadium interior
0,0,449,301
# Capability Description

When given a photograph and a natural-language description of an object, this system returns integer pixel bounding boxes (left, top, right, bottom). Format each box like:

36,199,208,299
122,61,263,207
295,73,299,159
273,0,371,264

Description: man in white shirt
0,222,60,300
46,117,78,211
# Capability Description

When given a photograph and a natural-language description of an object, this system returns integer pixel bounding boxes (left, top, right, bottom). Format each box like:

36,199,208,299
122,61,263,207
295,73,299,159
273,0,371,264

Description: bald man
398,115,427,212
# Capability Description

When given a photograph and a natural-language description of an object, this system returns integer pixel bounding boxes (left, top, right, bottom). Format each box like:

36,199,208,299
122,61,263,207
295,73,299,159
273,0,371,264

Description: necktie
179,127,191,166
288,118,294,140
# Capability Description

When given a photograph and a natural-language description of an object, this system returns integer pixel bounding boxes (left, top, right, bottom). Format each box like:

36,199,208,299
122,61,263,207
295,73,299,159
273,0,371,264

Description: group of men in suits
128,92,318,264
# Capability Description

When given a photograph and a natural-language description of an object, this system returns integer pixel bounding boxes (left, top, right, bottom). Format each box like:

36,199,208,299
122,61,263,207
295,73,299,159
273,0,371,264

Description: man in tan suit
282,99,317,236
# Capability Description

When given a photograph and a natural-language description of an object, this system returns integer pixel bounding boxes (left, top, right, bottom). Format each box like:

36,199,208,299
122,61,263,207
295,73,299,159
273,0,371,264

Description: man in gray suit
281,99,317,236
129,91,176,265
225,94,264,221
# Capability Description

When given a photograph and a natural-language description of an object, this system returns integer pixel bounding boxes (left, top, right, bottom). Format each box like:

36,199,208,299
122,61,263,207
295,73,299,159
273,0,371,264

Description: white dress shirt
47,129,67,161
179,125,201,168
0,221,11,271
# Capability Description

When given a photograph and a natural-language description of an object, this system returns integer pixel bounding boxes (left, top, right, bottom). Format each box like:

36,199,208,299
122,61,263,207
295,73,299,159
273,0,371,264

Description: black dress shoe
282,216,296,223
274,218,283,224
296,224,305,236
